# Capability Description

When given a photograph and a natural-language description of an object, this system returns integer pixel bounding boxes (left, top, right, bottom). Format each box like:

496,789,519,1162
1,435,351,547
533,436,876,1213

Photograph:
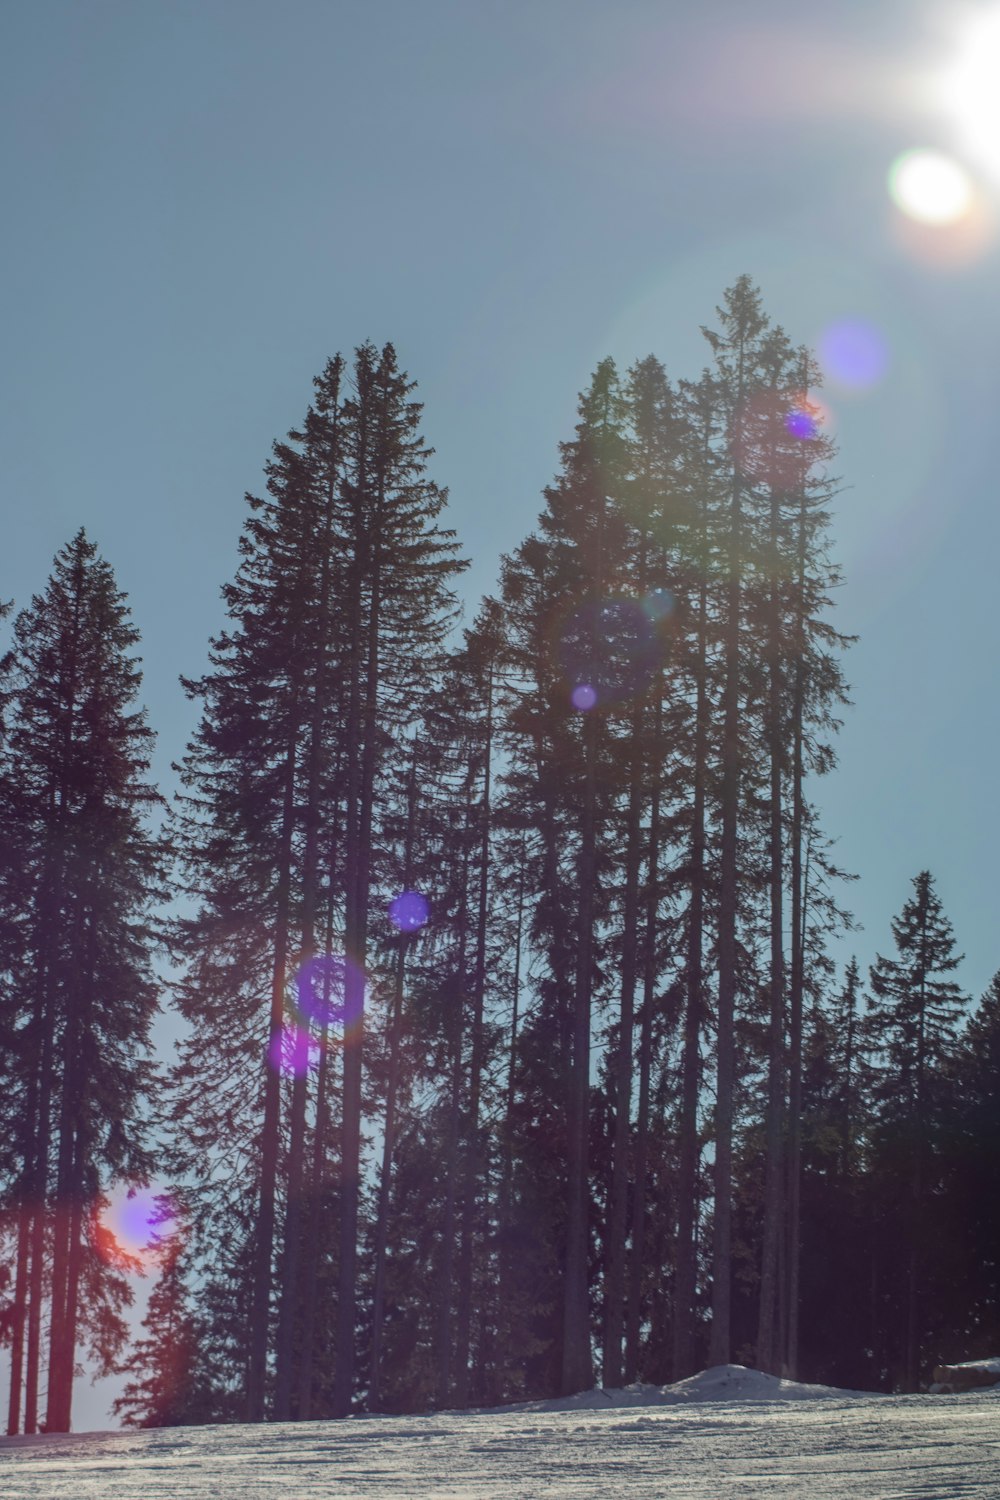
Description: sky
3,0,1000,1428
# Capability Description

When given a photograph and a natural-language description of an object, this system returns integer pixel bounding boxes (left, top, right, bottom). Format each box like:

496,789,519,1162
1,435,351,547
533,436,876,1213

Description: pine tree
171,344,464,1422
938,972,1000,1361
867,871,966,1390
498,358,631,1395
0,532,163,1433
112,1210,199,1428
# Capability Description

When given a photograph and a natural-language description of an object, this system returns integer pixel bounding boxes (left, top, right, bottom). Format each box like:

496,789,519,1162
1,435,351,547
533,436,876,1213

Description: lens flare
735,390,828,487
268,1023,320,1077
388,889,430,932
96,1183,178,1267
294,953,366,1031
937,10,1000,182
641,587,675,623
558,597,666,711
888,149,975,226
785,408,818,440
818,319,888,391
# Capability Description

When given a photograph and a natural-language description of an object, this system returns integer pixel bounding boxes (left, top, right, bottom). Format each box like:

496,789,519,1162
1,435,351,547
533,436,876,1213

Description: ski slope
2,1366,998,1498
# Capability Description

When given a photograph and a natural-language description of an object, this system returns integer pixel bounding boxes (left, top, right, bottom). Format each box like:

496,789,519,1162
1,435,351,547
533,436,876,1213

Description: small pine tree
112,1215,199,1428
867,871,967,1390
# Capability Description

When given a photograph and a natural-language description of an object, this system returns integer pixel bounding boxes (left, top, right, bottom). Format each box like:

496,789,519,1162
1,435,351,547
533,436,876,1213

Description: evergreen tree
0,532,162,1434
170,344,464,1421
112,1209,199,1428
867,871,967,1390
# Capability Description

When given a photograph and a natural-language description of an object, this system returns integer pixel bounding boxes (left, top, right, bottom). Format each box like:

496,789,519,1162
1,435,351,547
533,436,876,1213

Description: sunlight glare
888,149,975,225
96,1182,178,1267
938,9,1000,179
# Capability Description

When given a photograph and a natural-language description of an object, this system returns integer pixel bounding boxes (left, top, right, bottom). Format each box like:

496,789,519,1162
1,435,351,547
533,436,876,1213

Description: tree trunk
784,479,809,1380
454,672,493,1406
625,724,660,1384
494,835,526,1402
246,726,298,1421
369,747,419,1410
674,565,708,1380
602,710,642,1388
562,697,597,1396
334,375,391,1416
757,474,786,1376
709,502,741,1369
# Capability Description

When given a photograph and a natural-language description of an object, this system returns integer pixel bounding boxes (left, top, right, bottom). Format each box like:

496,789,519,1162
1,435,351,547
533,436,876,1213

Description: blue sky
3,0,1000,1425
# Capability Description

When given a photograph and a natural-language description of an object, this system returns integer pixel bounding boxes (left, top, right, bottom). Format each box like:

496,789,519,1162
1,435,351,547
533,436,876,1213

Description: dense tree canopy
2,289,996,1432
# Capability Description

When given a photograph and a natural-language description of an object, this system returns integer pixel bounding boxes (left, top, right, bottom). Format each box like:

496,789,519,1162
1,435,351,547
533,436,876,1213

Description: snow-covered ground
2,1365,999,1498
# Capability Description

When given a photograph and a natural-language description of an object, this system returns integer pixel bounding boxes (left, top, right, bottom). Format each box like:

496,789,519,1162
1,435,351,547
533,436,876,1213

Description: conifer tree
0,533,162,1434
112,1212,199,1428
867,871,966,1389
171,344,464,1421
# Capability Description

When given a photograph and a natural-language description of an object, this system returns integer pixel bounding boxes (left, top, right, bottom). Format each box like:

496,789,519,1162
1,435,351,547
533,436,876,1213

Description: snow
2,1365,999,1498
946,1357,1000,1374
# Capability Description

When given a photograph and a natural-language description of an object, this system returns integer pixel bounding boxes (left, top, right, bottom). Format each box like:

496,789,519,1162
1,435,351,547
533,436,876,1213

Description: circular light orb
641,587,675,623
268,1024,320,1077
818,319,888,391
388,889,430,933
294,953,366,1032
96,1182,178,1265
571,682,598,711
785,408,818,440
888,149,975,226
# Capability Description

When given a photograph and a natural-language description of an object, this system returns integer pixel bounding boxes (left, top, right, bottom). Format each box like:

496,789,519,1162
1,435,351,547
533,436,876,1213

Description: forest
1,276,998,1435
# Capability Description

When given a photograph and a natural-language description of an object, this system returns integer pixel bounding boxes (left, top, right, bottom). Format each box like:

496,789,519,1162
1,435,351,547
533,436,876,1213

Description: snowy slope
2,1366,999,1499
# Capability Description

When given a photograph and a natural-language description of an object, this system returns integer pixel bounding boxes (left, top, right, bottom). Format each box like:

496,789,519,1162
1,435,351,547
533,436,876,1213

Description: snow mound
948,1355,1000,1374
506,1363,860,1412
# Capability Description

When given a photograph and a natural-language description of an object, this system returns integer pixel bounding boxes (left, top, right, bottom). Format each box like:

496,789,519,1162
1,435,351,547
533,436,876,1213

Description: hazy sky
4,0,1000,1427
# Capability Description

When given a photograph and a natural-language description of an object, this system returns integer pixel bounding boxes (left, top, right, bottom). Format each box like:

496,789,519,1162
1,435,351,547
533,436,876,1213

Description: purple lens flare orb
268,1023,320,1077
389,889,430,932
571,682,598,711
295,953,366,1030
96,1181,179,1265
785,407,819,440
818,319,888,391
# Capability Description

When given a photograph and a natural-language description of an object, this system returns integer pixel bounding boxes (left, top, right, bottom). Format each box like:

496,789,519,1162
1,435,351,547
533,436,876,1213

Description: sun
937,7,1000,179
888,148,975,225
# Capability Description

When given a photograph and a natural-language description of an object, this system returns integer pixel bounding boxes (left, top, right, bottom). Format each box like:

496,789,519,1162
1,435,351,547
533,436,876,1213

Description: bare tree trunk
494,835,526,1402
275,568,335,1418
6,1199,32,1434
333,468,382,1418
709,521,740,1369
24,972,55,1436
784,480,809,1380
674,565,708,1380
454,672,493,1405
246,727,297,1421
435,838,470,1408
562,690,597,1397
603,713,642,1388
48,1128,85,1432
625,718,660,1384
7,1029,43,1435
757,473,786,1376
295,1015,334,1419
370,748,419,1410
295,842,342,1416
